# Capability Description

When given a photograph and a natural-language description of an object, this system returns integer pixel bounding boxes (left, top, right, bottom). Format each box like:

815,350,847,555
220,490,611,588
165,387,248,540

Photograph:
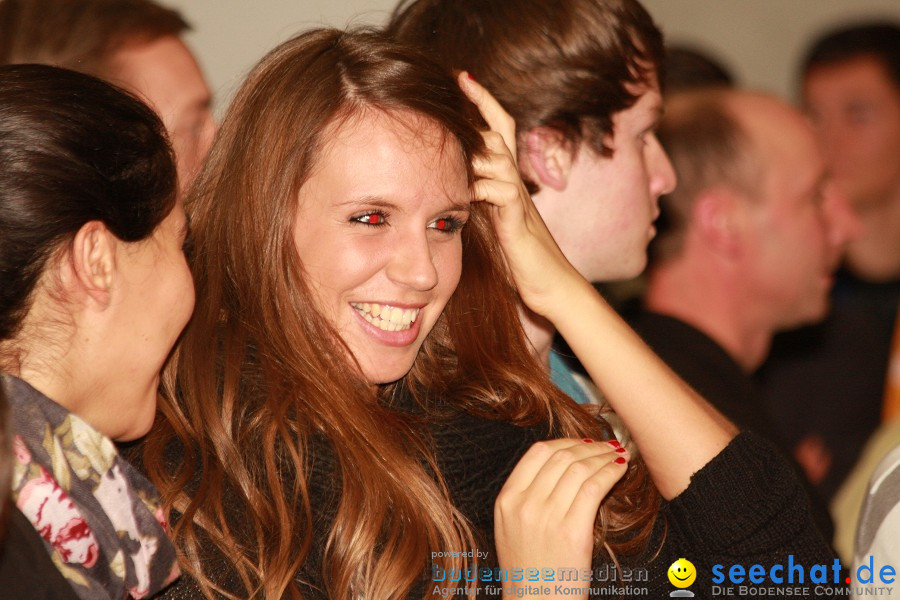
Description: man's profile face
803,56,900,210
739,99,835,329
533,79,676,283
109,35,215,191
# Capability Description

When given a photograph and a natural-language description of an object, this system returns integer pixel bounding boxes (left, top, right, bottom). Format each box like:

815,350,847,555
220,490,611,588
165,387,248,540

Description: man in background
630,88,861,539
761,22,900,561
0,0,215,190
389,0,677,404
761,22,900,494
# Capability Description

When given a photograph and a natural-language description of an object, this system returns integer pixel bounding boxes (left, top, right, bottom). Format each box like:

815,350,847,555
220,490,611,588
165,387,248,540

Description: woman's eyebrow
442,200,471,213
336,197,471,213
336,196,399,210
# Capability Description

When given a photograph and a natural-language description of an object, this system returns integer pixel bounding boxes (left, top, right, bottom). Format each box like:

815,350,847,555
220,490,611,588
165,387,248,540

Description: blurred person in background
757,22,900,561
664,44,735,93
0,0,215,190
628,88,860,542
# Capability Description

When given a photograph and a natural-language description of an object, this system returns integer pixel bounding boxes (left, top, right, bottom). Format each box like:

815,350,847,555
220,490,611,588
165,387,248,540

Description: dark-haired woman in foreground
0,64,193,599
145,28,835,600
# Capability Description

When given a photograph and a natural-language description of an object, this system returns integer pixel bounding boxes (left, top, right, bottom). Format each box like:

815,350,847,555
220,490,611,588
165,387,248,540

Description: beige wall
643,0,900,101
163,0,900,113
161,0,398,113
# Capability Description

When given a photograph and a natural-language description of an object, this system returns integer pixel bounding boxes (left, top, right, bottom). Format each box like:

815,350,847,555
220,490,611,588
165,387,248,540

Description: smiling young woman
291,109,471,384
142,28,652,600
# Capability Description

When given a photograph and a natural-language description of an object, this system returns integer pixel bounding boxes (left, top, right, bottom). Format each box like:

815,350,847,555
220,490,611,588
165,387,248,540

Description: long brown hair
0,381,10,538
144,27,657,599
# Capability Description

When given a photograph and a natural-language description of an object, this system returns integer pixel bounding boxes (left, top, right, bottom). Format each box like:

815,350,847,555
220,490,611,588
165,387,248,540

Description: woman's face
293,110,470,384
113,200,195,439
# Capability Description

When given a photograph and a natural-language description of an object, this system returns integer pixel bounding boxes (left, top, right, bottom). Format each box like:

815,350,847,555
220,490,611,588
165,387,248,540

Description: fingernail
467,72,475,80
607,440,621,448
614,457,627,464
583,438,594,443
615,447,626,454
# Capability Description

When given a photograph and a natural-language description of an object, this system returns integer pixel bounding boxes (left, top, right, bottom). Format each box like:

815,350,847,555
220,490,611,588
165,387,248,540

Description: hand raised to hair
457,72,589,320
494,438,629,600
458,74,738,503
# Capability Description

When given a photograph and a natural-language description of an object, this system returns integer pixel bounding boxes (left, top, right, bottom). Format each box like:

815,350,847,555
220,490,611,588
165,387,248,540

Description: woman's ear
69,221,116,306
522,127,573,192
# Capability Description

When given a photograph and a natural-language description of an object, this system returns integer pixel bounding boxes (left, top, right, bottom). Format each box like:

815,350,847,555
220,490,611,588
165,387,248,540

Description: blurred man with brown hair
0,0,215,190
803,23,900,287
389,0,677,404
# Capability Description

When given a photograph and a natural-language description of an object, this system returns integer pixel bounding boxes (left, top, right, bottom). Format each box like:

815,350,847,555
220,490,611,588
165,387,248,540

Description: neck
645,261,772,372
10,312,137,441
15,335,94,423
519,305,556,370
845,190,900,281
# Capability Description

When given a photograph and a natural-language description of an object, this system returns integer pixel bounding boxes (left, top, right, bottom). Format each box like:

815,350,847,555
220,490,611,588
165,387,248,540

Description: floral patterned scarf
3,375,179,599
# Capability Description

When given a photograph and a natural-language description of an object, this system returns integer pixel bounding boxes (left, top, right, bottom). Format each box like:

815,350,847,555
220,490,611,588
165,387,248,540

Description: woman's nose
385,232,439,291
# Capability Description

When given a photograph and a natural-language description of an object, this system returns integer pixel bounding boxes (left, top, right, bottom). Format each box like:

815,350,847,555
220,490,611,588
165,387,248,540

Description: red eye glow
369,214,381,224
436,218,447,230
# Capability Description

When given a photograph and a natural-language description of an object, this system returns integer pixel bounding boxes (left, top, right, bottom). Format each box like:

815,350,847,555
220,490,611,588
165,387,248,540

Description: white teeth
351,303,420,332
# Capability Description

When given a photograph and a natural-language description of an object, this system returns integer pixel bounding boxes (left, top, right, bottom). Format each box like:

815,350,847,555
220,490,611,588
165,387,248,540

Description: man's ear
692,188,744,259
69,221,116,306
522,127,574,191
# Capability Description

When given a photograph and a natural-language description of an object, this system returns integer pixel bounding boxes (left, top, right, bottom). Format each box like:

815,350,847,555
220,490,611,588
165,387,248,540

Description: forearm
549,277,737,498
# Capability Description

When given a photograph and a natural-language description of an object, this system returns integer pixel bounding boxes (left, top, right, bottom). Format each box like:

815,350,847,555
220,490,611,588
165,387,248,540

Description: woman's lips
350,302,424,347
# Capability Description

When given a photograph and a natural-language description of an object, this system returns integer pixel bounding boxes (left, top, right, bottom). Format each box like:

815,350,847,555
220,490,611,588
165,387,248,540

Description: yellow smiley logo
668,558,697,588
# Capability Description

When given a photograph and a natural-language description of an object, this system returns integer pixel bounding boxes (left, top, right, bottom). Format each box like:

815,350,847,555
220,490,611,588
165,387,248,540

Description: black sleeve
634,432,847,599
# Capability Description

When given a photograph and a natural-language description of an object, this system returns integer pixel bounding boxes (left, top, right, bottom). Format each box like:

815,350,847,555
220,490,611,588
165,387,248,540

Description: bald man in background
627,89,861,541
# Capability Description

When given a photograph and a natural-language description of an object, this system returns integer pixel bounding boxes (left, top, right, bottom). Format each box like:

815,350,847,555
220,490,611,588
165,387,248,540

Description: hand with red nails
494,438,629,600
457,71,583,319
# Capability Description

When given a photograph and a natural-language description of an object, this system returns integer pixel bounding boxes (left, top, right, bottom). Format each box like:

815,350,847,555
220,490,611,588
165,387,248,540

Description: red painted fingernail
467,72,475,80
615,447,626,454
607,440,621,448
614,457,627,464
582,438,594,443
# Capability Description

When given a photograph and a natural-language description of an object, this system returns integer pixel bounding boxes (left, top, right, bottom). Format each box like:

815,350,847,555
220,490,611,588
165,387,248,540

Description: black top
627,311,772,436
153,390,842,599
0,507,80,600
758,267,900,501
626,309,835,544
